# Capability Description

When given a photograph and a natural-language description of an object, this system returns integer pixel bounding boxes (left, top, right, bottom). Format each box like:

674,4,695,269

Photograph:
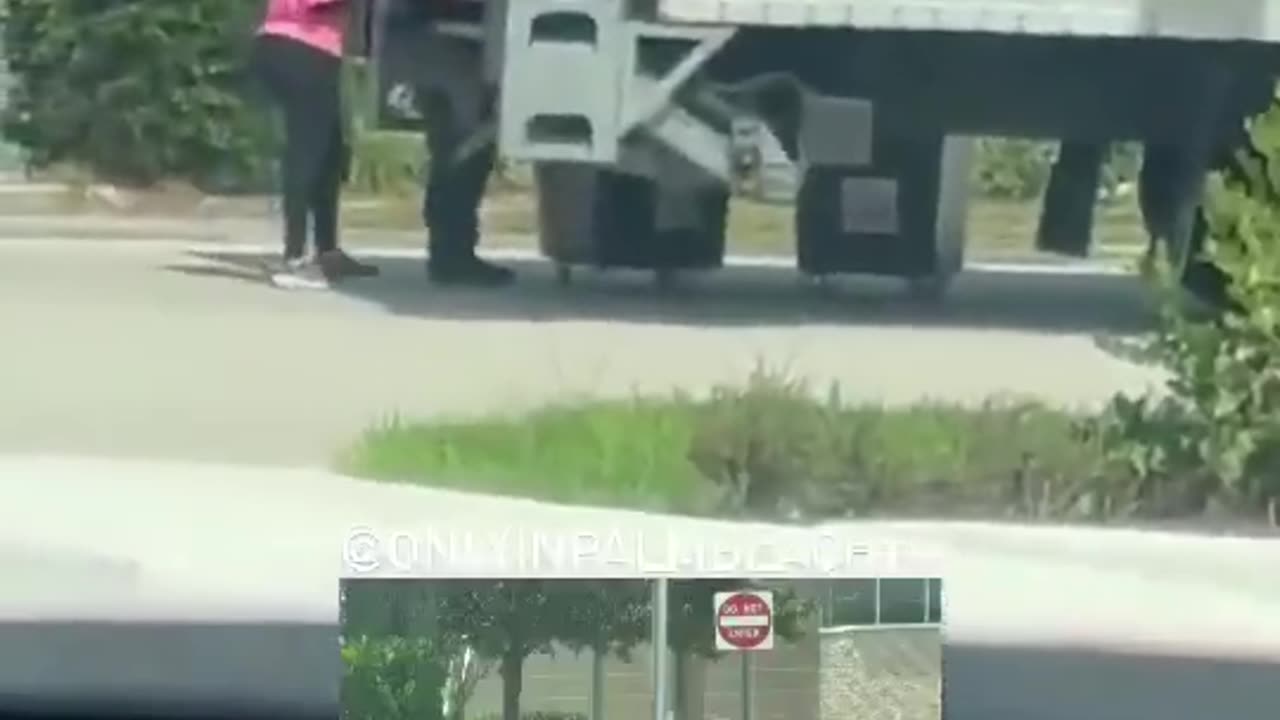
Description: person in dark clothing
419,85,513,286
392,0,512,287
254,0,379,290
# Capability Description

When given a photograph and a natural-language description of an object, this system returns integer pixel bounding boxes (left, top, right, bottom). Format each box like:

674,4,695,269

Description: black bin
796,134,971,283
535,163,728,280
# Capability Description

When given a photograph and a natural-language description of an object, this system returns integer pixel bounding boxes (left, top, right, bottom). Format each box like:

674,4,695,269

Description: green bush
342,636,448,720
973,138,1057,201
1,0,272,188
343,368,1152,524
1091,101,1280,522
687,369,1125,522
972,138,1141,202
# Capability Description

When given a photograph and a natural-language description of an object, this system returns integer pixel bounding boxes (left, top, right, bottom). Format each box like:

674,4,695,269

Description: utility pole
652,578,670,720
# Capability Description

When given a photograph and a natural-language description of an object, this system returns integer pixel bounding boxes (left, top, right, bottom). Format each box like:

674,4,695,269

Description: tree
1,0,273,188
341,635,448,720
434,580,654,720
341,580,450,720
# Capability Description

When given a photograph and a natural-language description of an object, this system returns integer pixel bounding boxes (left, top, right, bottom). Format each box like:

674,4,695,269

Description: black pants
420,89,496,265
253,35,346,260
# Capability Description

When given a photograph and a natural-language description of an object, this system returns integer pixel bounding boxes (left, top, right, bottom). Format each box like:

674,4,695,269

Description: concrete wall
462,632,819,720
819,627,942,720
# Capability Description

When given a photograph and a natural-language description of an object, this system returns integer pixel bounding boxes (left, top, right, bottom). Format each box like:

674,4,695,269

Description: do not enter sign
714,590,775,651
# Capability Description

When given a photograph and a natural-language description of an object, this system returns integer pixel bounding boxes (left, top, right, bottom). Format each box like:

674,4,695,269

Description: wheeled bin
533,162,729,285
795,133,972,299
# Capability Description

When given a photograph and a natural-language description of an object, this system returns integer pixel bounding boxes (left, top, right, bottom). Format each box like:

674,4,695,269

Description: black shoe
317,249,380,281
428,256,515,287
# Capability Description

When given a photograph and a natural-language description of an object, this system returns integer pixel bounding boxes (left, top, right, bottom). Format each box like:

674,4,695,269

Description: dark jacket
385,0,483,25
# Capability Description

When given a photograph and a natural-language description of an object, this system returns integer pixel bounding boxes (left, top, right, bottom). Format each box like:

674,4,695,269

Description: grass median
337,371,1112,522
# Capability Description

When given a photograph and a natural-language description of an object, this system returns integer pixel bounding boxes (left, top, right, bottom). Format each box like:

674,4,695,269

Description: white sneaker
269,257,329,291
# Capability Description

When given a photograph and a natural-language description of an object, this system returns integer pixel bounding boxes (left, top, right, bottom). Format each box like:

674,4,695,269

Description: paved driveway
0,239,1162,466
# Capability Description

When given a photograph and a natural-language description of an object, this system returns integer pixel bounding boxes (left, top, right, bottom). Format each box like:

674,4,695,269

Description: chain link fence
818,625,942,720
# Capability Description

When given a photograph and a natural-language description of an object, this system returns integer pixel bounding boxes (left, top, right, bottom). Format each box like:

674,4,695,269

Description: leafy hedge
1091,98,1280,522
342,636,447,720
1,0,273,189
973,138,1142,202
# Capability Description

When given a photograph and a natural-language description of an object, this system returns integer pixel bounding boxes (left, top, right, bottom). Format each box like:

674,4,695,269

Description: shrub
1,0,272,188
687,368,1119,522
1090,99,1280,523
972,138,1141,202
972,138,1057,201
342,636,448,720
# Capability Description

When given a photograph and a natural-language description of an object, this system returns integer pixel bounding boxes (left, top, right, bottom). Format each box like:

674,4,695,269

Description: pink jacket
259,0,348,57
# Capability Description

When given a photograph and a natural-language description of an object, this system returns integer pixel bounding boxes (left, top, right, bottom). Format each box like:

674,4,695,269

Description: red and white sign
714,590,775,651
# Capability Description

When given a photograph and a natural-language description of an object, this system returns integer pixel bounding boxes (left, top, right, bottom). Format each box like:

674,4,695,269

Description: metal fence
454,625,941,720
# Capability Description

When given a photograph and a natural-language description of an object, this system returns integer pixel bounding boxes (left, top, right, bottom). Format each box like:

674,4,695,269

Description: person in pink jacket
253,0,379,289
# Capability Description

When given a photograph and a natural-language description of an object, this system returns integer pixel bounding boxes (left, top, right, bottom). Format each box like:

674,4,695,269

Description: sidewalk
1,453,1278,657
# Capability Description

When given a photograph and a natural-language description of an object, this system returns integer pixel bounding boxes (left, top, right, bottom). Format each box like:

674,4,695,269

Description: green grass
338,378,1105,520
339,397,713,513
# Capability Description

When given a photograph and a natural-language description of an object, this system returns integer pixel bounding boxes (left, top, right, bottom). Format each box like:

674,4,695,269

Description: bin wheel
905,274,951,305
555,264,573,287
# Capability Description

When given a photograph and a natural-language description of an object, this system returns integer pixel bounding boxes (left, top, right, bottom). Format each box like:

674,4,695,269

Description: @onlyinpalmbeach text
342,525,940,577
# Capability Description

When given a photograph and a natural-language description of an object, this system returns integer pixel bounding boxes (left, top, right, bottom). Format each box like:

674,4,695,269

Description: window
927,577,943,624
879,578,928,624
819,578,944,627
825,579,877,626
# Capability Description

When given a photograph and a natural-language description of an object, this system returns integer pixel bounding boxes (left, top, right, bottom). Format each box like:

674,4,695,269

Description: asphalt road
0,237,1164,466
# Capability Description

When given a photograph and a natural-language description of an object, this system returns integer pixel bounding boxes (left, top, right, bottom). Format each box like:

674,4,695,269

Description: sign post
713,590,774,720
652,578,670,720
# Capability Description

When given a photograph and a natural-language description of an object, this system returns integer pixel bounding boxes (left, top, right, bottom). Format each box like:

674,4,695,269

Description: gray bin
534,163,728,278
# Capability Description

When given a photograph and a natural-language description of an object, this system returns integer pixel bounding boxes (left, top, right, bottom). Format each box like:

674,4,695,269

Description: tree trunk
500,650,524,720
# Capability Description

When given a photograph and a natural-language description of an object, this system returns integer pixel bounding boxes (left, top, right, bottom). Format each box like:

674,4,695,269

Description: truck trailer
369,0,1280,301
